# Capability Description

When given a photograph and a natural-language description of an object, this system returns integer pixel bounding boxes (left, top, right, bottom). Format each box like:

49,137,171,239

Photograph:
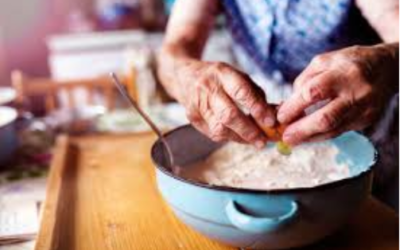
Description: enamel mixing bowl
151,125,377,250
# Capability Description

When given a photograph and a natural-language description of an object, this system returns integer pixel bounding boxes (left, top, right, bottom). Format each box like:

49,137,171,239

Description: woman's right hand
173,59,276,148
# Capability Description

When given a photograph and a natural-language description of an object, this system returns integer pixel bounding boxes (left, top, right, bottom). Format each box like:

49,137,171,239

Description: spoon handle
110,73,164,139
110,73,176,167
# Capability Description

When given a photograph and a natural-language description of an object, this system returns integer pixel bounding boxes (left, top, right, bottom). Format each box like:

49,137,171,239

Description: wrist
157,46,189,101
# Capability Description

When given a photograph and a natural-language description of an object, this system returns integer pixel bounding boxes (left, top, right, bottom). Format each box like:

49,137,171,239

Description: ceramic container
151,125,377,250
0,107,18,165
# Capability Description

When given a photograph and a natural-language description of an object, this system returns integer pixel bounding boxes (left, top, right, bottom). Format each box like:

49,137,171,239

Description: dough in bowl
179,142,350,190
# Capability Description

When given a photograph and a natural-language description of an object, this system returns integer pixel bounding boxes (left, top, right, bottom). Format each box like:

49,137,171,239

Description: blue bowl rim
151,125,378,194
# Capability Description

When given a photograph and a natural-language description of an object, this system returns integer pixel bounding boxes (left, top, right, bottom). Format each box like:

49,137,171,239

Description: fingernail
255,140,265,149
263,117,275,127
283,132,296,146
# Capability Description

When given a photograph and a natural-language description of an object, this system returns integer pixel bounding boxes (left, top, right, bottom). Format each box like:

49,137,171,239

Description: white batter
179,142,350,190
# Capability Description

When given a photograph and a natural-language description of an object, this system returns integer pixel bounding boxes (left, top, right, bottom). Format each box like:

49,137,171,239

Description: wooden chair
11,70,137,114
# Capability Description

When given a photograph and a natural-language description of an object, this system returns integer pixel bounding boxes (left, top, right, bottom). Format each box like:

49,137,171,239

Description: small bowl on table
0,107,18,166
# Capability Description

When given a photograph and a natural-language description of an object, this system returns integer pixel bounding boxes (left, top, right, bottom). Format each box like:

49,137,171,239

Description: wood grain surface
35,133,399,250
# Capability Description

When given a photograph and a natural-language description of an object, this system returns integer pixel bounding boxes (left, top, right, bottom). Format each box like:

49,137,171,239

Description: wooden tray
35,133,399,250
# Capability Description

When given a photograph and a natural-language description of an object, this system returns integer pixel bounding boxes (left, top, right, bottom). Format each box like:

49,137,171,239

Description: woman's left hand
277,43,399,145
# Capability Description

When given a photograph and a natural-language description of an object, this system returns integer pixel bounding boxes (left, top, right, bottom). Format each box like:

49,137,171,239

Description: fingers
282,98,352,145
207,115,248,143
278,73,336,124
186,108,247,144
184,62,278,147
186,109,210,137
305,108,373,143
219,69,276,127
277,48,386,145
209,86,267,147
304,126,349,143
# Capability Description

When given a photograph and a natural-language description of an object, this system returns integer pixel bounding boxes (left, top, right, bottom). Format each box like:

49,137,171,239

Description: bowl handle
225,200,298,234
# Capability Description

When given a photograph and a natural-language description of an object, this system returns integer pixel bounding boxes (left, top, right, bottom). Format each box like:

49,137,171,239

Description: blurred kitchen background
0,0,233,107
0,0,166,84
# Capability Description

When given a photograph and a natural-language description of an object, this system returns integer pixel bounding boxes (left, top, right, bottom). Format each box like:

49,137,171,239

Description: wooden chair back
11,70,137,114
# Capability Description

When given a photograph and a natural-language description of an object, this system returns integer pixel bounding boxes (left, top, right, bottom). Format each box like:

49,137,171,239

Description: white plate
96,104,188,133
0,107,17,128
0,88,16,105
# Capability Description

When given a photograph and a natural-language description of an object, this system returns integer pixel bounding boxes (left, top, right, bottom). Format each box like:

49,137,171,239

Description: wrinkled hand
175,60,276,147
278,44,398,145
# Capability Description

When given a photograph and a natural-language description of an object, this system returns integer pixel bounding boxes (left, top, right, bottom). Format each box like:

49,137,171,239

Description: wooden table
35,133,399,250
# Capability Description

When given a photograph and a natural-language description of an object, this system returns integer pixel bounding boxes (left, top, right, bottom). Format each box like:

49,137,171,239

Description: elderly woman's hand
174,59,276,147
278,43,399,145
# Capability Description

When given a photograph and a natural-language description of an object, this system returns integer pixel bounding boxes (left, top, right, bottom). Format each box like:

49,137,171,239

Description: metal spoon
110,73,177,169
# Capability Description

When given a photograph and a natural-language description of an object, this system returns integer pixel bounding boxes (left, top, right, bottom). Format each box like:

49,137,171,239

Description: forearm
356,0,399,42
157,0,218,101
